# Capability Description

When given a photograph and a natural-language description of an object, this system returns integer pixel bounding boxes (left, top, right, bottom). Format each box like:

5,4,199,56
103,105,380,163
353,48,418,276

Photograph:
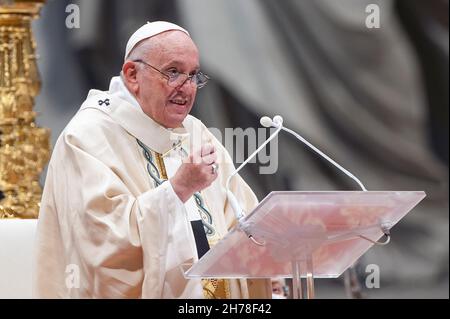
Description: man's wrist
169,178,192,203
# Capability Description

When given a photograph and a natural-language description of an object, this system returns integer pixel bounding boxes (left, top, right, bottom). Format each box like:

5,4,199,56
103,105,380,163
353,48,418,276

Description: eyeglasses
133,59,210,89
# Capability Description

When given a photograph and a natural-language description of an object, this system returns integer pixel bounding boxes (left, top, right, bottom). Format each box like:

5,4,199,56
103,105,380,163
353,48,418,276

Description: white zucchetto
124,21,190,60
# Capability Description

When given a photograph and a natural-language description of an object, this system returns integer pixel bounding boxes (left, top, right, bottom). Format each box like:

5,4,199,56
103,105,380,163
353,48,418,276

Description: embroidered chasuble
33,76,271,299
136,139,230,298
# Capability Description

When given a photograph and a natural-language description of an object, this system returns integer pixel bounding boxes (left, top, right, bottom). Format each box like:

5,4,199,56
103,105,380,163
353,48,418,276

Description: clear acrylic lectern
184,191,426,299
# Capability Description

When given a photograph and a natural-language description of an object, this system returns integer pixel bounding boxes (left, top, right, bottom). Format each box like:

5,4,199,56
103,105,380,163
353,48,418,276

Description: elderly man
33,21,271,299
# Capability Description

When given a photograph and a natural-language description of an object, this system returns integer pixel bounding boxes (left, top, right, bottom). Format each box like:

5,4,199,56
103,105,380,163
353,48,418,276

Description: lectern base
292,256,315,299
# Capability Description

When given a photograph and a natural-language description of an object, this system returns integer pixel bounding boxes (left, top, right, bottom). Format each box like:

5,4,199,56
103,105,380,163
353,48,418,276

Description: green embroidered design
137,139,164,188
136,139,215,237
194,192,215,236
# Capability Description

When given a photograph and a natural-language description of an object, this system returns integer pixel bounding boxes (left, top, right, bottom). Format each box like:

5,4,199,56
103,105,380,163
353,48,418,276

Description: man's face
132,31,200,128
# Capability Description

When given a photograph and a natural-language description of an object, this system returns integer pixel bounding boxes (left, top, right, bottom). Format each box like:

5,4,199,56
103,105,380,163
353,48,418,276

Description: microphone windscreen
273,115,283,126
260,116,273,128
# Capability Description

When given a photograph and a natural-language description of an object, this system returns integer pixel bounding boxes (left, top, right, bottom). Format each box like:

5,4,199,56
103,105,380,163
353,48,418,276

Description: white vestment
33,77,271,299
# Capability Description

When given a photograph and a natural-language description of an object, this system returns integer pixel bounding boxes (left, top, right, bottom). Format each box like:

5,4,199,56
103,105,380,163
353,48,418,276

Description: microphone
260,115,283,128
226,114,367,247
226,116,283,222
261,115,367,191
259,116,273,128
226,114,367,231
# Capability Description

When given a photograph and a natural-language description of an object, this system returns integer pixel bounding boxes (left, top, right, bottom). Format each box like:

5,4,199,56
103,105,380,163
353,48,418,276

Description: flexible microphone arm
264,116,367,191
225,114,367,245
225,119,283,221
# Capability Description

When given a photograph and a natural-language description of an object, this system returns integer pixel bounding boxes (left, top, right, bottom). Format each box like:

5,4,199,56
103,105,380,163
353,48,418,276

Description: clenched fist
170,143,218,203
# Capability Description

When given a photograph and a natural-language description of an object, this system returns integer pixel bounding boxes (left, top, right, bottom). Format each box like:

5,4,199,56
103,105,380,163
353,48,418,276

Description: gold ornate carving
0,0,50,218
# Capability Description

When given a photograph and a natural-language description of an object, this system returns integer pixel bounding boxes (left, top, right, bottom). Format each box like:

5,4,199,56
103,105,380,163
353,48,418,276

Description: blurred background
31,0,448,298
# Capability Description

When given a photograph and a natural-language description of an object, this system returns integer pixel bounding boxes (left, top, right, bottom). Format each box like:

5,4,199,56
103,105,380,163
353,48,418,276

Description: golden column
0,0,50,218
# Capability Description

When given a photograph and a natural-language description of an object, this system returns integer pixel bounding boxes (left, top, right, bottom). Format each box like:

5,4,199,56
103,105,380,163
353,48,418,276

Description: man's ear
122,61,139,93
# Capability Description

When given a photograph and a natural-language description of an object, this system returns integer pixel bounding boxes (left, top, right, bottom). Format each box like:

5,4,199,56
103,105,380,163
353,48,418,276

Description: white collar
108,75,142,110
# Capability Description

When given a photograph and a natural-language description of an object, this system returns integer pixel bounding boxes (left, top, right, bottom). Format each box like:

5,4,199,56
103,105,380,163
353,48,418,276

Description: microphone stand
226,115,370,298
